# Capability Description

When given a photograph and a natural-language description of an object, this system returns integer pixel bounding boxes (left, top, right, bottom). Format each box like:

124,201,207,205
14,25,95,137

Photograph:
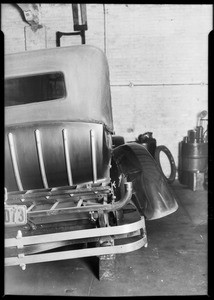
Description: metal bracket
56,4,87,47
99,235,114,247
16,3,42,32
16,230,23,249
56,30,86,47
18,254,26,270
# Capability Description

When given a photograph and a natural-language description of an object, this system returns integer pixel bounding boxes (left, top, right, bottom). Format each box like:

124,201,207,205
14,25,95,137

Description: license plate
5,205,27,226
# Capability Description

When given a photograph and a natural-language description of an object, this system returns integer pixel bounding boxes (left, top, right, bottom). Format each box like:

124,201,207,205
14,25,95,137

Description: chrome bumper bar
5,217,147,268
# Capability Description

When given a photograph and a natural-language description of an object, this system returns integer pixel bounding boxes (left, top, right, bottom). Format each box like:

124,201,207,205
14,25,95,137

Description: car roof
5,45,113,132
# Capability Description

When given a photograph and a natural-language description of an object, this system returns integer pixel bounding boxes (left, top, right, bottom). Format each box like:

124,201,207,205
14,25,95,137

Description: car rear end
4,46,147,277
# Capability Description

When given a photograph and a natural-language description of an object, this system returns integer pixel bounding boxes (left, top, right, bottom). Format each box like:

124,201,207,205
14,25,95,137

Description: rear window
5,72,66,107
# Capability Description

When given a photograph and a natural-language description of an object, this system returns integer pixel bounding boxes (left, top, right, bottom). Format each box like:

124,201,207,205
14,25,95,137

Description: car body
4,45,178,276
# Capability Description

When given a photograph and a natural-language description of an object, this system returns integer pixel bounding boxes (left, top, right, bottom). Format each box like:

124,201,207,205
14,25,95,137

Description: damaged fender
112,142,178,220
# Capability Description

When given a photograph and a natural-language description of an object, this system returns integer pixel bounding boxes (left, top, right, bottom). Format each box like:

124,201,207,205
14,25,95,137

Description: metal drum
178,119,208,189
181,141,208,172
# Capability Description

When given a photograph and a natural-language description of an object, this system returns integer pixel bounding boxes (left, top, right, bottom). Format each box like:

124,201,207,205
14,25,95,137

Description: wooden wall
2,4,212,173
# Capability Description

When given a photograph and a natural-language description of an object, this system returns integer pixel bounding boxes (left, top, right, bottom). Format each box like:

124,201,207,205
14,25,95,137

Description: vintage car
4,45,178,279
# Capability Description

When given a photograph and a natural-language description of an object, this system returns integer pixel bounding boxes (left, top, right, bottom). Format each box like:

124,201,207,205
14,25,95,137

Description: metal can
180,141,208,172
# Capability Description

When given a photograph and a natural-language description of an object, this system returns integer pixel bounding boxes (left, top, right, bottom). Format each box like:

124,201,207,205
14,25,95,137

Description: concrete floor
4,180,208,296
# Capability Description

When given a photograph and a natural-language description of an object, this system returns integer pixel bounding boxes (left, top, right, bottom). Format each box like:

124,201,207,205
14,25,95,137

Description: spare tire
154,145,176,184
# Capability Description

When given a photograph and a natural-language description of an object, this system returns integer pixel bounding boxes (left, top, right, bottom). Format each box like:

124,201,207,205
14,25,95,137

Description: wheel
154,145,176,184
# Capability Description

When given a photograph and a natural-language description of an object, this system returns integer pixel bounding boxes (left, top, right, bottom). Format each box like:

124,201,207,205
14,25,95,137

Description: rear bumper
5,217,147,269
5,181,147,269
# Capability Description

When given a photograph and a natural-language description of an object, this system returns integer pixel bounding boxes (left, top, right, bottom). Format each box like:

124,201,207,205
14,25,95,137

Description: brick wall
2,4,212,173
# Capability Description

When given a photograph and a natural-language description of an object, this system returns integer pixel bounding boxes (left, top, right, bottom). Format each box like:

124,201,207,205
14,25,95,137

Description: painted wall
2,3,212,173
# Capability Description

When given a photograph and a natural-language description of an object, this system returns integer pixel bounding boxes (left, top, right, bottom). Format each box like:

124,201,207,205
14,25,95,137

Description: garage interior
3,3,211,296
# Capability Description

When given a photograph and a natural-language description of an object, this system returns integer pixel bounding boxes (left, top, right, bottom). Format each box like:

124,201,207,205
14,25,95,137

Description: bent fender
112,143,178,220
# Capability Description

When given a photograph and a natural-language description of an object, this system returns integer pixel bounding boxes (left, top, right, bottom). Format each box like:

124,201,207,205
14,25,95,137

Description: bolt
16,230,22,239
89,211,96,222
20,263,26,271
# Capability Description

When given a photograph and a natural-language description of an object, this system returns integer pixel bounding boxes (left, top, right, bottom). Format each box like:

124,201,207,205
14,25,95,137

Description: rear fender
112,142,178,220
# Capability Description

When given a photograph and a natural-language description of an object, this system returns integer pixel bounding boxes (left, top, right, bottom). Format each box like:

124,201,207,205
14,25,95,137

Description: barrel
180,141,208,172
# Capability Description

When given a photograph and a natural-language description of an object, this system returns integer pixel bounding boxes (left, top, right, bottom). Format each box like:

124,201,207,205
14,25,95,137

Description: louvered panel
5,122,111,192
